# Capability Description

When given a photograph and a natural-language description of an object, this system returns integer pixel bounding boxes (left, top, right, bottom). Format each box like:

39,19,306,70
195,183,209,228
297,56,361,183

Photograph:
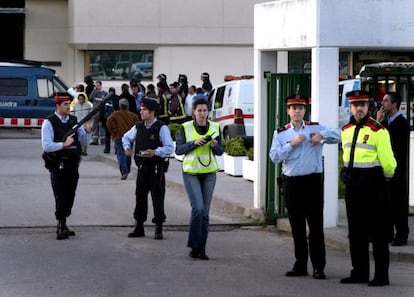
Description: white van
208,76,254,139
338,78,360,127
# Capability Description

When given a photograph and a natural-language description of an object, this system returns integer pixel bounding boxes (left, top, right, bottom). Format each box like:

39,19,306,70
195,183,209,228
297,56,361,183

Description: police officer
122,98,174,239
340,91,397,286
269,94,341,279
41,92,92,240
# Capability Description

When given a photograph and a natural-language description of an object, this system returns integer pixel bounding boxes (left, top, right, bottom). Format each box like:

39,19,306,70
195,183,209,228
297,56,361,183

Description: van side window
0,78,28,96
214,86,225,109
37,78,55,98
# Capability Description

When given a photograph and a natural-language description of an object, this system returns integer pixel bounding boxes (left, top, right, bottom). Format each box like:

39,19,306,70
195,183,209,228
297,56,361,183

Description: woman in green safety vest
175,98,224,260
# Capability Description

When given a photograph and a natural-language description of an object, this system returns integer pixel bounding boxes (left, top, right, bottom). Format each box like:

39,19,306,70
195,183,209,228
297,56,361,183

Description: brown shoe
121,174,128,180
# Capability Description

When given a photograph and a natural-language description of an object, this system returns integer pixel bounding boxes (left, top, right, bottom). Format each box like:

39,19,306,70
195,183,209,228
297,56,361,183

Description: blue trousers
114,139,131,175
183,172,216,253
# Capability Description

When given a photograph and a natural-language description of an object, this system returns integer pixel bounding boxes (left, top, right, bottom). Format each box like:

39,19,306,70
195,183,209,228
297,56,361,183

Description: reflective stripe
343,142,376,151
169,95,186,121
182,121,219,174
343,161,381,168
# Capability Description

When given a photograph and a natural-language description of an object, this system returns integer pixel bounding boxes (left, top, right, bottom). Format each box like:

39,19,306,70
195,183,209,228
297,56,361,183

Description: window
37,77,68,98
86,50,153,81
0,78,27,96
213,86,226,109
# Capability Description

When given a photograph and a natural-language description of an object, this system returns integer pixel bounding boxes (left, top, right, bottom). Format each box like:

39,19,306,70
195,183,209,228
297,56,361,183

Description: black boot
128,223,145,238
56,219,69,240
154,224,163,240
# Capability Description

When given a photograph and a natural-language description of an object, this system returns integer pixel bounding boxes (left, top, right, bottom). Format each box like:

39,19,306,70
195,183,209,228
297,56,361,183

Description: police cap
346,90,369,104
54,92,73,104
286,93,308,106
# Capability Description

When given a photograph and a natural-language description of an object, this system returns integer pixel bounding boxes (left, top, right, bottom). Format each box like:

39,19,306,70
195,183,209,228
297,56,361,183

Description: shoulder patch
342,122,354,131
277,123,291,133
366,117,384,132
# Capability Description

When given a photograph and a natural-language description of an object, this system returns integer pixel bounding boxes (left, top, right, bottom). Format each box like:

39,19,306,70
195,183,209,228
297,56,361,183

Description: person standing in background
71,92,93,155
89,80,108,145
84,75,94,97
376,92,410,246
131,83,144,120
107,99,139,180
120,83,137,114
200,72,212,93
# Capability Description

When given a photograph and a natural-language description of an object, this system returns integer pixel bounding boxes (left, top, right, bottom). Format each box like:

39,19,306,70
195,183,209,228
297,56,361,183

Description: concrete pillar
277,51,288,73
254,49,277,209
311,47,339,228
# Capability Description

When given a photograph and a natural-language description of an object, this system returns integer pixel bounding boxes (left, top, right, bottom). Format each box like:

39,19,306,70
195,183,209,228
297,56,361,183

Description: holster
42,152,58,170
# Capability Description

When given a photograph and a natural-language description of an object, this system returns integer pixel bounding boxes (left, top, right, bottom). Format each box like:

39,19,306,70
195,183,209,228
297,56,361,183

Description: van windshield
37,77,68,98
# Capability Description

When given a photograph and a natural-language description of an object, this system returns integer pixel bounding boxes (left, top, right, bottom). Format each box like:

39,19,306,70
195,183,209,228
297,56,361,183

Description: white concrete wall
25,0,267,87
69,0,263,46
256,0,414,50
25,0,70,79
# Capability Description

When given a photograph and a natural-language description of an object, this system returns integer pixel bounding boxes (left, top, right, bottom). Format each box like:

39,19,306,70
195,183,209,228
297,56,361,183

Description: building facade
3,0,268,90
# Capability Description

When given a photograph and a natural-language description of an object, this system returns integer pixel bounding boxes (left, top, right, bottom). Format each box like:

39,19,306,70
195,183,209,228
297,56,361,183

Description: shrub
247,147,254,161
223,137,247,156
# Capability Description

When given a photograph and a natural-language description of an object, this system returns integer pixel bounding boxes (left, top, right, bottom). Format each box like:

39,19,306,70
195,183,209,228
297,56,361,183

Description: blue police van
0,60,68,127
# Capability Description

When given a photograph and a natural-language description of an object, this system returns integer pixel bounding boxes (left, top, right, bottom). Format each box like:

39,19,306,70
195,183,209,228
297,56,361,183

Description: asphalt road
1,128,414,297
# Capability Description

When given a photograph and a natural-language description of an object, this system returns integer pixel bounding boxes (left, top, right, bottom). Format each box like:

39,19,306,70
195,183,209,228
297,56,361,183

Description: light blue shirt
388,110,402,125
269,121,341,177
41,112,89,153
122,119,174,157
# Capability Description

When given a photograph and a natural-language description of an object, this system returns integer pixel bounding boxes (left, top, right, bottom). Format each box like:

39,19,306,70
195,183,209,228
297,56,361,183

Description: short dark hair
385,92,402,109
192,98,208,110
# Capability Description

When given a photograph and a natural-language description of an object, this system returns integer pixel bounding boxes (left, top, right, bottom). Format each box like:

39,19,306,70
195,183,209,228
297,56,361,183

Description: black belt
282,172,322,182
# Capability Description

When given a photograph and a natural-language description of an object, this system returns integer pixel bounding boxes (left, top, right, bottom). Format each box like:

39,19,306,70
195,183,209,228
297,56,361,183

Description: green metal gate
265,73,311,224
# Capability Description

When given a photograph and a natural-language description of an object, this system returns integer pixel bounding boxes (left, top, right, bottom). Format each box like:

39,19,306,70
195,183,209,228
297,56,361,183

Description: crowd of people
41,72,410,285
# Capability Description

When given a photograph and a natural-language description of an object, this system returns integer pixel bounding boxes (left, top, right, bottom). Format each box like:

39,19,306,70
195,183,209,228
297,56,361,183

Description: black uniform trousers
345,167,392,281
50,160,80,220
390,168,409,241
283,173,325,272
134,163,166,225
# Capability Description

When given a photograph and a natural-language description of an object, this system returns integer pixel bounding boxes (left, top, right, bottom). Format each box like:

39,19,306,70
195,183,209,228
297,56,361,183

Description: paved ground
1,128,414,297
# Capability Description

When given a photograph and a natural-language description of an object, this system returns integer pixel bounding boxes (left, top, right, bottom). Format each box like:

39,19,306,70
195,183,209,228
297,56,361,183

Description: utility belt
135,157,170,173
42,149,81,170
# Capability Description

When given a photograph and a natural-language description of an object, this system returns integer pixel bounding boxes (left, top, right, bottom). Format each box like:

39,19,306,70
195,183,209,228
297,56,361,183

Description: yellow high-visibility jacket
182,121,220,174
341,117,396,179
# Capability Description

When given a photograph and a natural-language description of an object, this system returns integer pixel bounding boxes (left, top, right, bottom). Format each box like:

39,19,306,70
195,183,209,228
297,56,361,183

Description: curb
97,153,414,264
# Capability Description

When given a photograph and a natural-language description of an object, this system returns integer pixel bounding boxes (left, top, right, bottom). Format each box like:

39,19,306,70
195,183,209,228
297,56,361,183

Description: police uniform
41,92,89,240
340,91,397,286
269,94,341,279
122,98,174,239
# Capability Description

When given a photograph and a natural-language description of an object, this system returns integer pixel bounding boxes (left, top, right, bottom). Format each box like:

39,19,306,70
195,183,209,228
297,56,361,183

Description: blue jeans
183,172,216,253
114,139,131,175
